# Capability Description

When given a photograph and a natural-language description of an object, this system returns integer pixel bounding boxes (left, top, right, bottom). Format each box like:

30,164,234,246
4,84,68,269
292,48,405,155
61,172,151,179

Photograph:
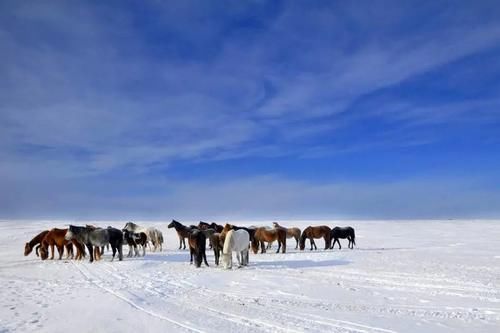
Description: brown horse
251,227,287,254
272,222,301,249
299,226,331,250
39,228,74,260
24,230,49,257
39,228,86,260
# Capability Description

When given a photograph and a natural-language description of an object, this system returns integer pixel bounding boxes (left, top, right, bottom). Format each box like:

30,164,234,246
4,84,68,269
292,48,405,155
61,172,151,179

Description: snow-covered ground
0,220,499,333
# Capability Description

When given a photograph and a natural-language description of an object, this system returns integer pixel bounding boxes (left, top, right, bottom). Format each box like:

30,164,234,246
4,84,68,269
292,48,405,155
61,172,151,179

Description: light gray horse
65,225,123,262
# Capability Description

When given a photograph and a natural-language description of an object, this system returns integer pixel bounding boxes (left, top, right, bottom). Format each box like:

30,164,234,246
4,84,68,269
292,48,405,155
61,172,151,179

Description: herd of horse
24,221,356,269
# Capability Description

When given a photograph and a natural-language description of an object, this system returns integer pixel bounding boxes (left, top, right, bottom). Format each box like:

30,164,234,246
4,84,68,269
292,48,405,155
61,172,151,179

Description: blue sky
1,1,500,220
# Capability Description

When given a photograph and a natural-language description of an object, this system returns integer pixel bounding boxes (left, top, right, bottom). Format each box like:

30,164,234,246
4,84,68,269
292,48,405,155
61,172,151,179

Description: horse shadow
252,259,350,269
142,252,188,263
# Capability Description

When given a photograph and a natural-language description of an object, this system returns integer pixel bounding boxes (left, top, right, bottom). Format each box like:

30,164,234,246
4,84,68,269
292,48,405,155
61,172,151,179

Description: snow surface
1,220,499,333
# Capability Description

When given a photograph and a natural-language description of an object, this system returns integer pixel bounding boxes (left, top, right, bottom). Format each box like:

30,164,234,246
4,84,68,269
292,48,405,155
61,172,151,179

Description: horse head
39,241,49,260
250,238,260,254
299,232,307,250
24,243,32,256
123,222,137,231
64,224,77,240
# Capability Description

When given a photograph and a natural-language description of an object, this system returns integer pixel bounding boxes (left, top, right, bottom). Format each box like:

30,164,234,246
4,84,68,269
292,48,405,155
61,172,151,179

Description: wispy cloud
1,1,500,218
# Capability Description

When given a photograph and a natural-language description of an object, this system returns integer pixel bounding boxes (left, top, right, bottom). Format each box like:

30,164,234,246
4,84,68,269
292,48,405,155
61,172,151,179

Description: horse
222,229,250,269
330,226,356,250
211,232,223,266
123,230,147,257
168,220,195,250
122,222,162,252
272,222,301,249
299,226,331,251
149,228,164,251
65,225,123,262
188,229,209,268
39,228,81,260
198,221,223,249
199,228,223,265
251,227,287,254
24,230,49,257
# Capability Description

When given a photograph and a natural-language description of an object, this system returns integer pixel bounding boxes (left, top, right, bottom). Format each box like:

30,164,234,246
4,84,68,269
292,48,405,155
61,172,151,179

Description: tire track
80,262,293,333
71,261,205,333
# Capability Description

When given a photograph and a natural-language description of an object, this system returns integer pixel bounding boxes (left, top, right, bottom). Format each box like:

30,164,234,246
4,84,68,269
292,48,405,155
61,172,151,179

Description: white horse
123,222,163,252
149,228,163,252
222,229,249,269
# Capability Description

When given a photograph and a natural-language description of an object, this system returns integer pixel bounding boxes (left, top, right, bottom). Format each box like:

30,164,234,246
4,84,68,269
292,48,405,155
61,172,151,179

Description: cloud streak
1,1,500,218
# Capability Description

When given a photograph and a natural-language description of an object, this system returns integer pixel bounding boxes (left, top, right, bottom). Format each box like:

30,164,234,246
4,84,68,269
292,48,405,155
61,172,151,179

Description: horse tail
223,230,233,254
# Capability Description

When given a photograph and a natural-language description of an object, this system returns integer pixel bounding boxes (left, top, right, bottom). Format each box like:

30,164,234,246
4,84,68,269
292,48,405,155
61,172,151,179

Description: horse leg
282,238,286,253
118,243,123,261
50,244,55,259
111,244,117,261
260,241,266,254
213,248,219,266
244,250,249,266
57,245,64,260
203,251,209,267
236,252,241,267
295,236,299,249
87,244,94,263
189,247,194,264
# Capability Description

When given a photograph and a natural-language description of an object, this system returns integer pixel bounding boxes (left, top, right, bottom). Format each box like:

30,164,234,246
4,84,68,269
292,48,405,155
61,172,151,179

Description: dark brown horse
299,226,331,250
169,220,195,250
39,228,84,260
188,229,209,268
24,230,49,257
211,232,223,266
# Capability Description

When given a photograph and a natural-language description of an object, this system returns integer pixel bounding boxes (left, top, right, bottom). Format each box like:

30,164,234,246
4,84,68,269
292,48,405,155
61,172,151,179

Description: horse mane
28,230,48,248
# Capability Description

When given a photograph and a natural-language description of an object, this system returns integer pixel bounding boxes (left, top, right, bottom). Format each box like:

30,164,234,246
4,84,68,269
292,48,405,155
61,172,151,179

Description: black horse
330,226,356,250
168,220,196,250
188,229,209,268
